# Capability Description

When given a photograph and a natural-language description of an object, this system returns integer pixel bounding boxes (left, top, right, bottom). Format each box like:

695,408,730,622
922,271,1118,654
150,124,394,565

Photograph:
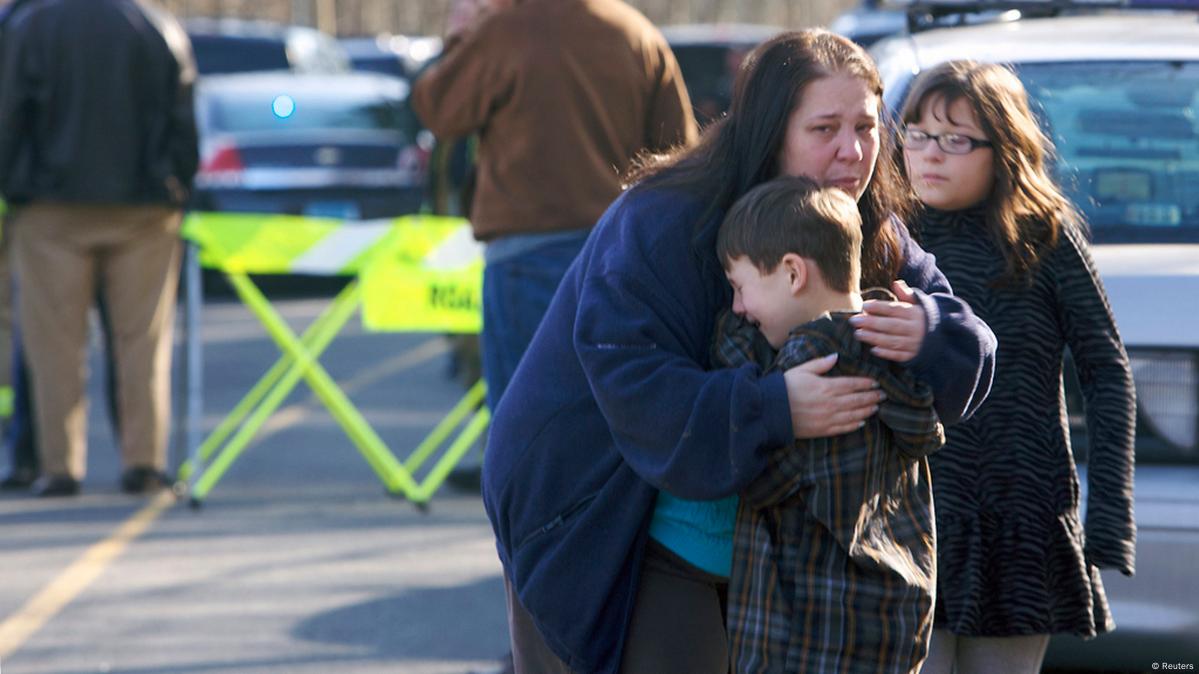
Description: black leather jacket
0,0,198,206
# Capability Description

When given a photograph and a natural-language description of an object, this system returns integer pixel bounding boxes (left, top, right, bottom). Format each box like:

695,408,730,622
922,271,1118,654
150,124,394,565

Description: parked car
662,23,782,126
870,2,1199,670
186,18,349,75
829,0,907,47
192,72,429,221
341,34,442,79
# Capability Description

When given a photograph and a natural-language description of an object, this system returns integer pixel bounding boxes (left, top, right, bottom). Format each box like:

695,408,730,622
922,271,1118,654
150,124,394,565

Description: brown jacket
412,0,698,240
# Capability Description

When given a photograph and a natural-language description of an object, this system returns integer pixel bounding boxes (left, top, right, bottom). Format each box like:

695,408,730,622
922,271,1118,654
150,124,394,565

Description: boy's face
725,255,807,349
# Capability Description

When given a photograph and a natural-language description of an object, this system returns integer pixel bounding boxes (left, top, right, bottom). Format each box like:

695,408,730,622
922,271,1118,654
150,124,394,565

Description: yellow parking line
0,490,175,659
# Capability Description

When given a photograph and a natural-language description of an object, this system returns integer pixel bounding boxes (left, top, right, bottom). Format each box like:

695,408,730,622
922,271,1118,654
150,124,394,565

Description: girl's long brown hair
627,29,909,288
900,60,1080,286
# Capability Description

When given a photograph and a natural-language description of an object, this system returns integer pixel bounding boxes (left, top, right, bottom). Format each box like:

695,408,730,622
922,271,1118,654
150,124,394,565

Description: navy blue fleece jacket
482,186,996,673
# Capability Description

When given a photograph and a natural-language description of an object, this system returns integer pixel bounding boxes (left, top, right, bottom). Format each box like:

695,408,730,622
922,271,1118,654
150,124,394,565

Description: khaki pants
11,203,181,480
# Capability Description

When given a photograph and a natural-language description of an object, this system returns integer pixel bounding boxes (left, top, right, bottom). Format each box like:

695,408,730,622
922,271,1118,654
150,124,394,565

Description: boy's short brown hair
716,176,863,292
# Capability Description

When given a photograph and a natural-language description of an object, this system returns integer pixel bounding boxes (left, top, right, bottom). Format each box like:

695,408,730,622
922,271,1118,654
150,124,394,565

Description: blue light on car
272,95,296,119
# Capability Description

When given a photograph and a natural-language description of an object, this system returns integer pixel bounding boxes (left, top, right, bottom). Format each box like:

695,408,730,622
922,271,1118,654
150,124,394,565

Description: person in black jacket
0,0,199,497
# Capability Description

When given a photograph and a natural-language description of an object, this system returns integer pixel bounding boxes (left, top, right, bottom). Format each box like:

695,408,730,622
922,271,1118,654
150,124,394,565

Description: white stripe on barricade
289,221,394,274
423,225,485,271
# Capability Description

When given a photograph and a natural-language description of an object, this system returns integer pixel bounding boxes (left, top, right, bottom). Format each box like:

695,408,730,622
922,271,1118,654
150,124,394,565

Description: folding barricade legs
177,213,489,508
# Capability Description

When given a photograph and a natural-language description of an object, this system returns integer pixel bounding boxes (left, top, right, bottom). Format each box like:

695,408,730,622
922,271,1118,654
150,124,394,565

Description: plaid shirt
718,290,945,674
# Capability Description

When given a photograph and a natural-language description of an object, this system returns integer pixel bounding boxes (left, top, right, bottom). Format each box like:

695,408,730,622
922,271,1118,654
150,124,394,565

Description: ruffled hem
934,509,1114,638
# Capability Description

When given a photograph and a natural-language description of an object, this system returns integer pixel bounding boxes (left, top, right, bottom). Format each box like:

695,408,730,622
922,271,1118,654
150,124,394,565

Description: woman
483,31,997,674
899,61,1136,674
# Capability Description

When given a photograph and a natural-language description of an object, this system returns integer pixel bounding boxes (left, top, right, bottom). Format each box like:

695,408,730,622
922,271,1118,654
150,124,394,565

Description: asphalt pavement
0,291,509,674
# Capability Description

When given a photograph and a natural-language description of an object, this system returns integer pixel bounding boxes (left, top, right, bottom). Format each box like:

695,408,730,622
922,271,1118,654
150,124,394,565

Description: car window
1016,61,1199,244
191,35,290,74
287,31,351,73
207,89,418,138
670,44,752,126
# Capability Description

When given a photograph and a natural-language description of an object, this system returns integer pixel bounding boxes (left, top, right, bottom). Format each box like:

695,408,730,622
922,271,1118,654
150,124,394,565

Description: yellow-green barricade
179,212,487,508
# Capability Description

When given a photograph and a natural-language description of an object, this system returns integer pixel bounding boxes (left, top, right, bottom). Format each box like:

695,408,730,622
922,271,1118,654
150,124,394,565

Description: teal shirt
648,491,739,577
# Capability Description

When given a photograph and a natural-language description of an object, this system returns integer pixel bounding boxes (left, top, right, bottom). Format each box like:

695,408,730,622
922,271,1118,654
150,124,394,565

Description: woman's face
903,96,995,211
778,74,880,201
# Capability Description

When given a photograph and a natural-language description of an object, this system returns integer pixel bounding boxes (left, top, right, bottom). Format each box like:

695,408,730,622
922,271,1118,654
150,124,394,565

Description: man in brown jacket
412,0,698,419
413,1,695,668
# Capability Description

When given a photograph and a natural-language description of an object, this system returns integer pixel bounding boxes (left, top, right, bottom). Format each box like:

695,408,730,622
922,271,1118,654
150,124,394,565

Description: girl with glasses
900,60,1137,674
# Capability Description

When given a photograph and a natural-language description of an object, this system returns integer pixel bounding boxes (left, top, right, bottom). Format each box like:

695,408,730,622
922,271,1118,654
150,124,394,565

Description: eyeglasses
901,128,993,155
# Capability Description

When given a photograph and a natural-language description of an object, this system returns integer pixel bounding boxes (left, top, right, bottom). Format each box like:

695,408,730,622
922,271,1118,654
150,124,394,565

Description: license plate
304,201,361,220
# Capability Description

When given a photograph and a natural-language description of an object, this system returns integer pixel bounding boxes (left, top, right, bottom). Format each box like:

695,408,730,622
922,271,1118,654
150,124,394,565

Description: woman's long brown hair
627,29,909,288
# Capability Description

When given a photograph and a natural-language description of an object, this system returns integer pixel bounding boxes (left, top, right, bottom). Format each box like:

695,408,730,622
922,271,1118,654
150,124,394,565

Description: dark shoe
33,475,81,497
120,466,170,494
0,466,38,491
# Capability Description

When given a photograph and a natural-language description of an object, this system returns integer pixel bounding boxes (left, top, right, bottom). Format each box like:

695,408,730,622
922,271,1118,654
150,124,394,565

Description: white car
870,4,1199,670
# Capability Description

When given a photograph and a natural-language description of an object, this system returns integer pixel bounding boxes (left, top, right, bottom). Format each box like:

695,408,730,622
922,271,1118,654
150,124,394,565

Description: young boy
716,176,945,674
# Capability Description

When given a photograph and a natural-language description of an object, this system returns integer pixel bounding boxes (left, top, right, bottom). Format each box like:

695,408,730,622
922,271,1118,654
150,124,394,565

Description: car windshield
207,88,417,137
1015,61,1199,244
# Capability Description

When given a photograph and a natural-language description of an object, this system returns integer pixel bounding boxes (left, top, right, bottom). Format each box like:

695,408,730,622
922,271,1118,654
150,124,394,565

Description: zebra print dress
916,206,1136,638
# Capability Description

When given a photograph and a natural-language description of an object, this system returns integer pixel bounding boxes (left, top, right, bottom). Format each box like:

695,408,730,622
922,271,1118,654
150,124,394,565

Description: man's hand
783,354,882,438
851,280,927,363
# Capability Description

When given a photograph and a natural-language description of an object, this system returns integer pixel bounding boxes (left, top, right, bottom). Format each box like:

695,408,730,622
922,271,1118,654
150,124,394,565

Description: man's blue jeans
481,231,589,413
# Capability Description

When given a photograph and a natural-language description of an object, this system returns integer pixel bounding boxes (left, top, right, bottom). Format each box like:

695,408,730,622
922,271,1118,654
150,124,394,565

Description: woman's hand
783,354,882,439
851,280,927,363
446,0,489,39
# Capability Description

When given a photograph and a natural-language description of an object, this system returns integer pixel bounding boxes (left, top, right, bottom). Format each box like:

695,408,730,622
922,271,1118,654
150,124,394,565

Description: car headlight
1129,349,1198,455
